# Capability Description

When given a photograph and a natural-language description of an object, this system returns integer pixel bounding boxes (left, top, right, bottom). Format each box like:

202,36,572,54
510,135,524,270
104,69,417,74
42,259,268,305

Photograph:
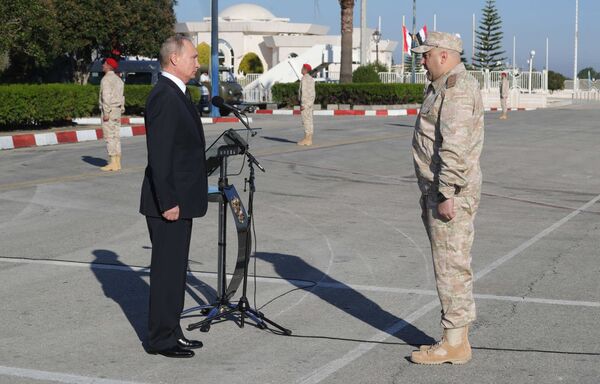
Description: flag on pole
416,25,428,45
403,25,412,53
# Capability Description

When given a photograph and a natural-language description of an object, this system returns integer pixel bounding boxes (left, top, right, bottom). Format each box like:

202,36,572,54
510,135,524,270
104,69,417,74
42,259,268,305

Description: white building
175,3,397,81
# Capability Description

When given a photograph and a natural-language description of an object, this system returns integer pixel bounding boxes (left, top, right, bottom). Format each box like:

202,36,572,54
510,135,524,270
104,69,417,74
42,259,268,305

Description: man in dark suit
140,35,208,358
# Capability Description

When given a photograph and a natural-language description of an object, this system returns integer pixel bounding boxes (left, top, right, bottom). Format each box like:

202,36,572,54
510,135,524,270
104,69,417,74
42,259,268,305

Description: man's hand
102,115,109,122
162,205,180,221
300,106,305,111
437,198,455,221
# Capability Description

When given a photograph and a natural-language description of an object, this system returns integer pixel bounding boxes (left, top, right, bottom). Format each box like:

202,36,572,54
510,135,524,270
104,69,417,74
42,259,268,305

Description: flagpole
513,35,516,70
472,13,475,65
401,15,405,81
411,0,416,83
433,14,437,31
574,0,579,92
545,37,549,70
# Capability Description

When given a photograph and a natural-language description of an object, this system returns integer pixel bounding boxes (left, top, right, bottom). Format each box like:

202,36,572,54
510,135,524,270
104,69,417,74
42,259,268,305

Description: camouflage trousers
501,97,508,115
420,193,480,329
301,106,314,135
102,114,121,156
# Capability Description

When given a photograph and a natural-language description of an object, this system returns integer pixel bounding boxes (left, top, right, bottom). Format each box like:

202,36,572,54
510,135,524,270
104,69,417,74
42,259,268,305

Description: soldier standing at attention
99,57,125,171
297,63,315,146
409,31,484,365
499,71,509,119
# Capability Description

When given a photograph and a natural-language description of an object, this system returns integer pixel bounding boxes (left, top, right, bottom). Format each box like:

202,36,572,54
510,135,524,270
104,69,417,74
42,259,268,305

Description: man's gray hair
159,35,193,68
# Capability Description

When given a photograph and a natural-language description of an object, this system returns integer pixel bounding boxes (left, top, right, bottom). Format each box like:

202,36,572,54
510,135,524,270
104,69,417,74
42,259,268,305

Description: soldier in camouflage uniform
499,72,509,119
297,63,315,146
99,57,125,171
409,31,484,365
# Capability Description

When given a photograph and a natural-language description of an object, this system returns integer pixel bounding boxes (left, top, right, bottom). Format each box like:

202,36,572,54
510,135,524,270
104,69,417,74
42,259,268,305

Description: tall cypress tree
473,0,505,70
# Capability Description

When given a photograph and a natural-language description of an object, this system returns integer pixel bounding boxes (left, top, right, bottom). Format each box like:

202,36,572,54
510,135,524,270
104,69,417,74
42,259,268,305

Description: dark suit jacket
140,75,208,219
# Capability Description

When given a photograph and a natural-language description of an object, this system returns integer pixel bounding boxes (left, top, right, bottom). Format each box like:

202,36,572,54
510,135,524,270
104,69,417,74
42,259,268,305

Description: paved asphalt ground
1,105,599,384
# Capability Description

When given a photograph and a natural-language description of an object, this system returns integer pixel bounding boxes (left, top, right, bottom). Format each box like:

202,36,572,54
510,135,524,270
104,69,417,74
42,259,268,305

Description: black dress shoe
177,337,203,349
147,345,195,358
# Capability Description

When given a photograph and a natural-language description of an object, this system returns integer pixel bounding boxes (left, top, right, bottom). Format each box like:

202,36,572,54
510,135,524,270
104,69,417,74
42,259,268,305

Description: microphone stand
184,107,291,336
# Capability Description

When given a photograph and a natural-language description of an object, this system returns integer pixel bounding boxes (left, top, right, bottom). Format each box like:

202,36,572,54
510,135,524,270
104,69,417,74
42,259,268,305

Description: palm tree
338,0,355,83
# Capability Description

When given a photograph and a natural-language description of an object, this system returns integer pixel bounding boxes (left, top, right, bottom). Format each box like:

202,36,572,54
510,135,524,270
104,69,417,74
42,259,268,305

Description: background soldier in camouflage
500,72,509,119
99,57,125,171
297,63,315,146
409,31,484,365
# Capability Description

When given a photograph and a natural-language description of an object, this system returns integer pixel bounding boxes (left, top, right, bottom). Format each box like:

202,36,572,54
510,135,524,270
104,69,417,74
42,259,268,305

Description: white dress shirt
161,71,187,95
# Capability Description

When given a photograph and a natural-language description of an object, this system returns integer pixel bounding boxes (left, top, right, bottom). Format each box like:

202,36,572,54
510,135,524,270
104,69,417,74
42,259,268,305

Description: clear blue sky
175,0,600,77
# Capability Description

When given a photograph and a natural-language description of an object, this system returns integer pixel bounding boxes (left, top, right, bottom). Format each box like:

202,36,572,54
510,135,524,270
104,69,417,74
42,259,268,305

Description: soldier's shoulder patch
446,75,457,88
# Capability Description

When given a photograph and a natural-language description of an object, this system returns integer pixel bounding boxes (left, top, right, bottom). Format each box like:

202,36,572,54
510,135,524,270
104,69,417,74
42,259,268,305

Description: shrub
0,83,173,129
352,65,381,83
272,82,424,108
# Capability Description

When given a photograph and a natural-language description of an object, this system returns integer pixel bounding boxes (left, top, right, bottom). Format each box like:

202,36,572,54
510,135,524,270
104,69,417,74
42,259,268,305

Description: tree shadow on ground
255,252,435,347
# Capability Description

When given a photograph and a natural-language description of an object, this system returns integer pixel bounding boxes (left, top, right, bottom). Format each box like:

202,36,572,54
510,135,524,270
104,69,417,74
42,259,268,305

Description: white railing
237,73,262,88
572,89,600,103
243,87,273,103
379,69,548,93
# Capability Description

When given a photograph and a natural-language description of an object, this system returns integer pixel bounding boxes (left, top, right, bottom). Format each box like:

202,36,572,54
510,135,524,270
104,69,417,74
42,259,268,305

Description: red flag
403,25,412,53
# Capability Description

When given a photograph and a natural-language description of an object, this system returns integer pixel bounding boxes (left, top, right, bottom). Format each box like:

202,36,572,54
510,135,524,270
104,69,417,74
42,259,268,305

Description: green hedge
272,83,424,108
0,84,200,128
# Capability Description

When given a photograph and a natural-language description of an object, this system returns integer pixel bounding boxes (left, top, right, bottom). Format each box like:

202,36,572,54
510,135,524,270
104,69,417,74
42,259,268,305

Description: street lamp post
372,29,381,64
528,50,536,94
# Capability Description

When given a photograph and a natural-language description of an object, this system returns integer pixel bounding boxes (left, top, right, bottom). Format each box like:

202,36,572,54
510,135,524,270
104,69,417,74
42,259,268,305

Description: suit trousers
146,216,192,350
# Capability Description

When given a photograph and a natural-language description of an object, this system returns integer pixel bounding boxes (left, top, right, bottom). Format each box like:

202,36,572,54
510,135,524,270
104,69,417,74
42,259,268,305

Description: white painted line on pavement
75,130,98,142
0,136,15,150
34,133,58,146
0,365,146,384
2,257,599,310
296,192,600,384
364,110,377,116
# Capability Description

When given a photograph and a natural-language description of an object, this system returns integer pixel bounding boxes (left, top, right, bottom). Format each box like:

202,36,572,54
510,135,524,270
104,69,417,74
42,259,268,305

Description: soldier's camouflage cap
411,31,463,54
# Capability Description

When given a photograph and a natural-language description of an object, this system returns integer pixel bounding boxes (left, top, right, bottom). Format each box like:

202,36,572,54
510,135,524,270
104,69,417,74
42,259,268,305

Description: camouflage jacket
299,74,315,108
99,71,125,116
412,63,484,199
500,77,509,99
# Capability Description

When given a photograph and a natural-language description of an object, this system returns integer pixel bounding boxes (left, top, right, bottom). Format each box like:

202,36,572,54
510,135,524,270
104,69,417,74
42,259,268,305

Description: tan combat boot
297,134,313,146
101,156,118,172
114,154,122,171
411,326,472,365
499,113,508,120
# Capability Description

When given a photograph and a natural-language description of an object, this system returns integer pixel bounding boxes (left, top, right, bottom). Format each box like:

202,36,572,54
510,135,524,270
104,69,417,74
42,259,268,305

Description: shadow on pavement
261,136,297,144
91,249,217,348
255,252,435,347
82,155,108,167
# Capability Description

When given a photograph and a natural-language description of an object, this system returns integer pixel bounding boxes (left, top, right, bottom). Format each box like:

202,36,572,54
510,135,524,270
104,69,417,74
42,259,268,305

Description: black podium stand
182,129,291,335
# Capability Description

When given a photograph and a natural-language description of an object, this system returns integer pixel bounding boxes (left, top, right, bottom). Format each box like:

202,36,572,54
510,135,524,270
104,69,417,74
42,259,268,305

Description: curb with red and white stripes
0,108,535,151
72,116,252,126
0,116,253,151
256,108,420,116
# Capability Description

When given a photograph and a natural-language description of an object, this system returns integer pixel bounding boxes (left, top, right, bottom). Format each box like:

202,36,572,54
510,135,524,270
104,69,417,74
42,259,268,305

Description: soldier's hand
162,205,180,221
437,198,455,221
102,115,109,122
300,106,305,111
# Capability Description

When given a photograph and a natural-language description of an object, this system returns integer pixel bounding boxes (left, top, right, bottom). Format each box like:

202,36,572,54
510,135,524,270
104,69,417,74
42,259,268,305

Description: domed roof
220,3,277,21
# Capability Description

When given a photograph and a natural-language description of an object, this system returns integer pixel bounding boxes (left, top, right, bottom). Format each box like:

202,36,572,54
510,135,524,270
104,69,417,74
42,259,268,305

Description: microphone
211,96,243,115
211,96,256,136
